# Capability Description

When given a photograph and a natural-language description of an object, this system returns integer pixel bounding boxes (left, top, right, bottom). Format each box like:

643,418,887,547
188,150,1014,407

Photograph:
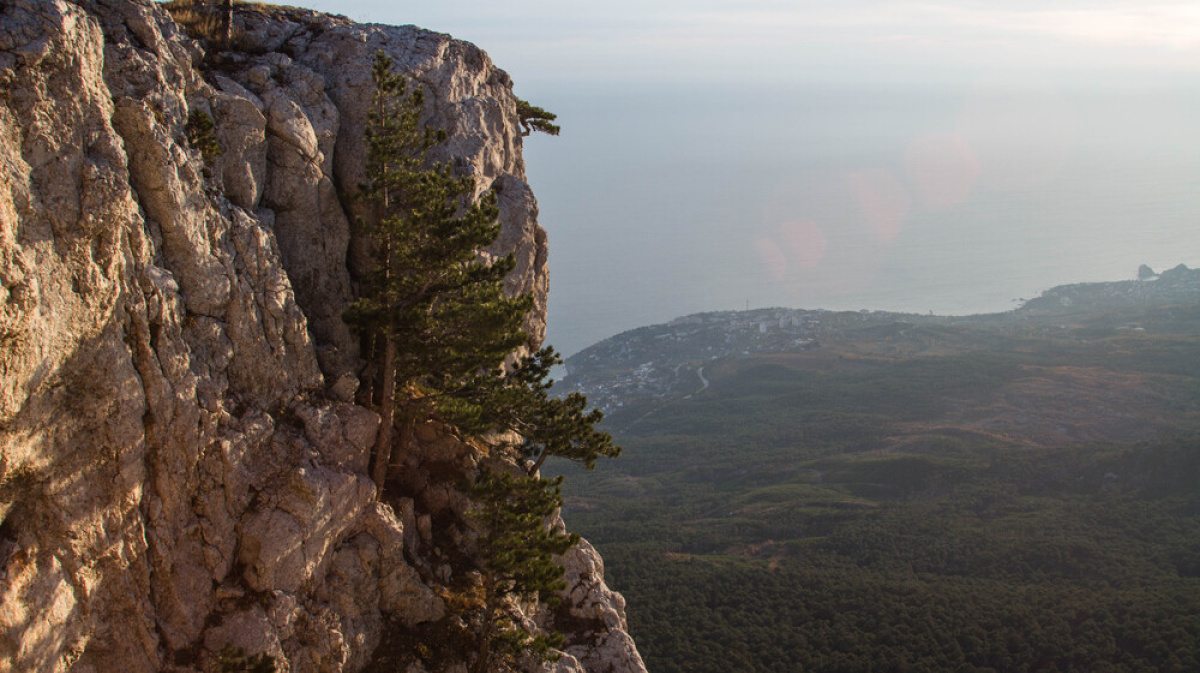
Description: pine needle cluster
348,52,533,494
516,99,560,137
347,51,619,670
465,470,579,673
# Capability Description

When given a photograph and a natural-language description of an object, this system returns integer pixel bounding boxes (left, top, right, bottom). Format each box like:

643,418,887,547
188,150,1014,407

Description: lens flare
756,237,788,281
755,219,828,282
780,219,827,271
904,131,979,210
847,168,910,242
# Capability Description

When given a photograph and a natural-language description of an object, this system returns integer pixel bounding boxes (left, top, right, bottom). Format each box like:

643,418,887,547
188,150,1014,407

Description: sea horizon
525,80,1200,357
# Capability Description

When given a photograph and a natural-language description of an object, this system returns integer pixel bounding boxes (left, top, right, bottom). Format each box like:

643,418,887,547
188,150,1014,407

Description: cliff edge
0,2,644,672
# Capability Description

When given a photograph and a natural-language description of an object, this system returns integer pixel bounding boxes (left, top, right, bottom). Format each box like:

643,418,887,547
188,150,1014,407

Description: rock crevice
0,3,640,672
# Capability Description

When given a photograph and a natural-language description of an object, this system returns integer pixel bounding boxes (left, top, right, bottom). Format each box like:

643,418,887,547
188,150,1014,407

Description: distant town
561,264,1200,416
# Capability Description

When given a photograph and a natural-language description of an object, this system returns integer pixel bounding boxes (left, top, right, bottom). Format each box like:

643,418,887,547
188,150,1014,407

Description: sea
523,79,1200,357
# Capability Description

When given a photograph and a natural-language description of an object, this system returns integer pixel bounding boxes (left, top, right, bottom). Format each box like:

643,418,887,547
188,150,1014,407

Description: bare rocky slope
0,2,645,672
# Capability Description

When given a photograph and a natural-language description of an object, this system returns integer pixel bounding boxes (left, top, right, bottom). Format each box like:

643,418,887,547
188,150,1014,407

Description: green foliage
217,646,275,673
572,437,1200,673
348,51,531,386
347,50,533,493
442,346,620,474
185,109,222,168
516,98,560,137
557,319,1200,673
465,469,579,673
349,51,617,496
349,53,616,669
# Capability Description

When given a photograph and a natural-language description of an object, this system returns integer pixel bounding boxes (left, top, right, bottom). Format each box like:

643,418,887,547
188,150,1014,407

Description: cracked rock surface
0,2,639,672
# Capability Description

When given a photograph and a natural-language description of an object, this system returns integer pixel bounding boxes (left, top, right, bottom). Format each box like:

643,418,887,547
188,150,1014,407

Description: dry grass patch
161,0,300,43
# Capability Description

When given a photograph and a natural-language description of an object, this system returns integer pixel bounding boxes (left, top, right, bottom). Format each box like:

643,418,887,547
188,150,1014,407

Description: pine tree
510,346,618,475
515,99,560,137
441,347,619,475
352,50,620,673
347,51,532,497
465,469,579,673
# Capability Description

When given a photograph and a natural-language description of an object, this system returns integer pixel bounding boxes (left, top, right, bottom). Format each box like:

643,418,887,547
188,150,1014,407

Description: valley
552,266,1200,673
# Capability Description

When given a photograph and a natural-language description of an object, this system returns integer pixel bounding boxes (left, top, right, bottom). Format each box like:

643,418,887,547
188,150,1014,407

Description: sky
298,1,1200,356
302,0,1200,87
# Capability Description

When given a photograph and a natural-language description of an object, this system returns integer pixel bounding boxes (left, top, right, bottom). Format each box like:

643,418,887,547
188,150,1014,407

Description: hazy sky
296,1,1200,356
303,0,1200,87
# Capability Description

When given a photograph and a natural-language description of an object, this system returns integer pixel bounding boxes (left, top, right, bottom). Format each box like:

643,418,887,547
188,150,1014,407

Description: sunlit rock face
0,2,633,672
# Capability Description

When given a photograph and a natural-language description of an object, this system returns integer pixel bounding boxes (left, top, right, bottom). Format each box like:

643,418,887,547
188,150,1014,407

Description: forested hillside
555,292,1200,672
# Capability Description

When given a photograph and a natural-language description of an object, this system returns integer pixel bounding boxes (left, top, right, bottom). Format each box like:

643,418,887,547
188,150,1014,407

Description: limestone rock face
0,2,637,673
554,540,649,673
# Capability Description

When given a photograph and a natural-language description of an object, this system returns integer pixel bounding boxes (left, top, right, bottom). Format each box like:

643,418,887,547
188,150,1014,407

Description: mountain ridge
0,3,641,672
562,264,1200,422
555,269,1200,673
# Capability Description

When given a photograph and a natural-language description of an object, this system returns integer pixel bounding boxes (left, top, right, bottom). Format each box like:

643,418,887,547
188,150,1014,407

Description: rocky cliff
0,2,644,672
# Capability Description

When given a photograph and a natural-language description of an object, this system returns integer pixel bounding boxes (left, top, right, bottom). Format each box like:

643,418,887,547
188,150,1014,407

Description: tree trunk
371,336,397,499
471,580,497,673
527,447,549,477
222,0,233,44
